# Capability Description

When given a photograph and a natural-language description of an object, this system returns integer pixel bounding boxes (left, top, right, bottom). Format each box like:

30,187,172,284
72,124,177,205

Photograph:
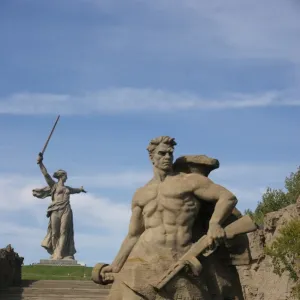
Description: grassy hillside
22,265,93,280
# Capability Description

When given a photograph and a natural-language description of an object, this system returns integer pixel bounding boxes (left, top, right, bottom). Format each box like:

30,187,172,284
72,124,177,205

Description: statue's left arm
193,174,238,243
67,186,86,194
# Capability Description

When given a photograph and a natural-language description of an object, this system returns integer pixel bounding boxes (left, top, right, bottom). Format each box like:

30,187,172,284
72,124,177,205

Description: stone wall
238,198,300,300
0,244,24,288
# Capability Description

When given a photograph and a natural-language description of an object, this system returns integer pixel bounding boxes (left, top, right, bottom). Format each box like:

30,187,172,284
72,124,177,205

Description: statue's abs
141,179,200,251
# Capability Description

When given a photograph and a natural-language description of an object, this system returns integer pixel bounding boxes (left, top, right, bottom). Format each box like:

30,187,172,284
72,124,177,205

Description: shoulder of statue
132,186,143,203
188,173,213,190
133,183,147,196
132,181,154,207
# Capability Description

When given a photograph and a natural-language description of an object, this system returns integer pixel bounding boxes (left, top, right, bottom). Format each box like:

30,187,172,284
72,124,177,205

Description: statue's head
53,169,68,183
147,136,177,172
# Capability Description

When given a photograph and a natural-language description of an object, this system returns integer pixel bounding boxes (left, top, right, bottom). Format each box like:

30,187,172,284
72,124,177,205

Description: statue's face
152,143,174,172
62,174,67,183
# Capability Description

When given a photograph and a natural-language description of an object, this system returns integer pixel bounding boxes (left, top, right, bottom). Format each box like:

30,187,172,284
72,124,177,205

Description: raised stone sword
38,115,60,161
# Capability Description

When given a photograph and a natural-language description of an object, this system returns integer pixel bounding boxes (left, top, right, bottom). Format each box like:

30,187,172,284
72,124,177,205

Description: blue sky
0,0,300,267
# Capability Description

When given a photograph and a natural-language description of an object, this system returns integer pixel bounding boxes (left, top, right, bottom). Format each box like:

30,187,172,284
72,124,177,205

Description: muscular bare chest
140,175,200,219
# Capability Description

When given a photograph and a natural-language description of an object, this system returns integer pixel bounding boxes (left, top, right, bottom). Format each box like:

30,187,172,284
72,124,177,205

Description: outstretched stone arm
67,186,86,194
193,175,238,226
39,161,55,188
110,196,145,272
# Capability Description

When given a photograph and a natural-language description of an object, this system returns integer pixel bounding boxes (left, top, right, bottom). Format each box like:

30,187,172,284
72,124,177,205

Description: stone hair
53,169,68,179
147,136,177,160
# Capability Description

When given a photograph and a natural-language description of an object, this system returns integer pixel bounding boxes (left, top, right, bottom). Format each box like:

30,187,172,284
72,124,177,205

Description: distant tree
245,167,300,225
244,166,300,298
265,218,300,299
285,167,300,203
243,208,254,219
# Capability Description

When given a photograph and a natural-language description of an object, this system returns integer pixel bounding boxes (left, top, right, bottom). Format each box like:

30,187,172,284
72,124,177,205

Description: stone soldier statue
94,136,255,299
33,153,86,260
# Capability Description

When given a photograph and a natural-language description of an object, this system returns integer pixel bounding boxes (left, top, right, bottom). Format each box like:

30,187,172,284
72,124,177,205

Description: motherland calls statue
32,153,86,260
92,136,257,299
32,116,86,261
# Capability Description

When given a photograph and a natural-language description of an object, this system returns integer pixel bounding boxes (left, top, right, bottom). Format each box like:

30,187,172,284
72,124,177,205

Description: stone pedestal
36,259,82,266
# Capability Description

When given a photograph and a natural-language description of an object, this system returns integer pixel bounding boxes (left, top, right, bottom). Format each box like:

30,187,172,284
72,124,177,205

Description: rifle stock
224,215,258,239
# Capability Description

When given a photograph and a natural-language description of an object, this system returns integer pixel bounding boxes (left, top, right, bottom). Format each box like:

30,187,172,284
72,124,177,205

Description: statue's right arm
110,192,145,273
39,162,55,187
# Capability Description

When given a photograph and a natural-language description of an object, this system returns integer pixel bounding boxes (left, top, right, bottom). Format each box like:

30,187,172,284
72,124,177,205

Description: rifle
153,215,258,290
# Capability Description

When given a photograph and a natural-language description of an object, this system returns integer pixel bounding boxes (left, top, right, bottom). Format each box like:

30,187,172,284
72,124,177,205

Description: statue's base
36,259,83,266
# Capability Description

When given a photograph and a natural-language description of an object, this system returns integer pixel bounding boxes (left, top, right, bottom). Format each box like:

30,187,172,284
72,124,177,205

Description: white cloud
80,0,300,63
0,175,44,214
0,173,132,231
200,0,300,63
71,193,131,231
0,220,124,265
0,89,299,115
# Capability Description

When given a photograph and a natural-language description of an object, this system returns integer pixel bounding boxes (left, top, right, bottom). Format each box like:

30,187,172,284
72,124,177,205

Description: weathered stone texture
238,198,300,300
0,244,24,288
95,137,256,300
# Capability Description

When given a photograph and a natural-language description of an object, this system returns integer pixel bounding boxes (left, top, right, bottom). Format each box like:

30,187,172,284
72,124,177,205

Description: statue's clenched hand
80,186,87,193
37,152,43,164
100,265,117,283
207,222,225,247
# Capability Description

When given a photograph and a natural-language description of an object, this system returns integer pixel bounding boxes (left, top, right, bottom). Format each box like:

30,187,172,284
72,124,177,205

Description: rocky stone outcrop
238,197,300,300
0,244,24,288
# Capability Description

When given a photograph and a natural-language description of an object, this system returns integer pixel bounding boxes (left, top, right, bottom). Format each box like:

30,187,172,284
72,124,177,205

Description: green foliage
244,166,300,298
244,166,300,225
265,218,300,299
22,265,93,280
285,167,300,203
243,209,254,218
